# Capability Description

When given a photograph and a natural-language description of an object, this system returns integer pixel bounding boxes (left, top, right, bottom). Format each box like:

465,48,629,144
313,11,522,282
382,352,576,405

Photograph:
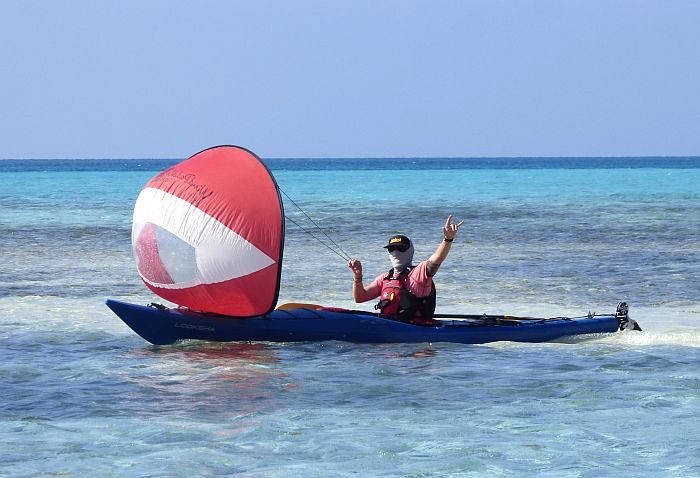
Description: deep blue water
1,157,698,477
1,155,699,172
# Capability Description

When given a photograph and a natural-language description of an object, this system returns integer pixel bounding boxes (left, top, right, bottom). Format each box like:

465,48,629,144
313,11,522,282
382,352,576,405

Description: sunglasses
387,245,409,253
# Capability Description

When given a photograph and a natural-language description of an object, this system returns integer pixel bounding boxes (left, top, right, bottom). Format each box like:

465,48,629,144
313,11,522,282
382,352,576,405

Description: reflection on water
146,341,279,363
122,342,299,420
386,348,438,359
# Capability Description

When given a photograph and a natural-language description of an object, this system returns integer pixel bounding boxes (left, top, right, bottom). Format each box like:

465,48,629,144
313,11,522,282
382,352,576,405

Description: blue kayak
105,299,639,345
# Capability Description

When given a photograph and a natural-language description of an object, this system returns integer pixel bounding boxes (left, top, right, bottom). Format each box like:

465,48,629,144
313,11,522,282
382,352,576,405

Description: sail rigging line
284,214,351,262
280,189,351,262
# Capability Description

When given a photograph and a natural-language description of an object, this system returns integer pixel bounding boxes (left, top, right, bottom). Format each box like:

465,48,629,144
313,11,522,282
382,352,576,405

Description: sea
1,156,698,477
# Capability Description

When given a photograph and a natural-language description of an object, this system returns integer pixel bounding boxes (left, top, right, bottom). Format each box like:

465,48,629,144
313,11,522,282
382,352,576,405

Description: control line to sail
280,189,351,262
284,214,351,261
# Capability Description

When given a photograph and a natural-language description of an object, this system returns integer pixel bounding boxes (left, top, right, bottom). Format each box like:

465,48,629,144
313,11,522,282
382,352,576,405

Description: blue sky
2,1,699,158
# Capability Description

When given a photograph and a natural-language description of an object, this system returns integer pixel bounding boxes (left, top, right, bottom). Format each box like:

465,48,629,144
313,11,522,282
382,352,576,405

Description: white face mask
389,243,414,273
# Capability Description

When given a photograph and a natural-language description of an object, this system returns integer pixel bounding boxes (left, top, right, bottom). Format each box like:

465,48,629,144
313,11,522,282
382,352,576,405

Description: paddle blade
275,303,323,311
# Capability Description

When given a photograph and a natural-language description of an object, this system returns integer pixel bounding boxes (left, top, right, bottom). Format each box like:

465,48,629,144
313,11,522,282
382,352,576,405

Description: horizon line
2,154,699,161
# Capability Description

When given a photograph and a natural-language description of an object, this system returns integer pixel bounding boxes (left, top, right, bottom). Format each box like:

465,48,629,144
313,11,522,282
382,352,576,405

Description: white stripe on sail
132,187,275,289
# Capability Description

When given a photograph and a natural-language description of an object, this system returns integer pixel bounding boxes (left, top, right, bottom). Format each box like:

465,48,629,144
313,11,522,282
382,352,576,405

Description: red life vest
375,267,437,324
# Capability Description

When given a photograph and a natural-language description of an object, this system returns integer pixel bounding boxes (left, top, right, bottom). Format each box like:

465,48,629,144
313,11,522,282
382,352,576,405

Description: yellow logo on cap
389,237,403,244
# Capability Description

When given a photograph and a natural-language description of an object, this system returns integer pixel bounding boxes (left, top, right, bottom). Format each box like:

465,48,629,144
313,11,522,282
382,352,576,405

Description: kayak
105,299,639,346
115,148,643,347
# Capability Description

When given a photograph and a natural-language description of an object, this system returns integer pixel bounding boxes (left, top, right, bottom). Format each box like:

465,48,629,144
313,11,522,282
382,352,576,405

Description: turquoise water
1,158,699,476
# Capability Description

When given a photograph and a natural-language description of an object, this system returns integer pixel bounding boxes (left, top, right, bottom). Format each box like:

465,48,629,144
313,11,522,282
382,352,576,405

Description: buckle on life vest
375,298,391,310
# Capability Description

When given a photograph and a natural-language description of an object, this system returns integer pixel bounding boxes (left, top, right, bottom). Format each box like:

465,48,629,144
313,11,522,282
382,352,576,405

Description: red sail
131,146,284,316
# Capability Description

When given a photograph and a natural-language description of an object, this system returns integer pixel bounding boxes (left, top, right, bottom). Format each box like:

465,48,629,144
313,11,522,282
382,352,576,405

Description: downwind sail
131,145,284,317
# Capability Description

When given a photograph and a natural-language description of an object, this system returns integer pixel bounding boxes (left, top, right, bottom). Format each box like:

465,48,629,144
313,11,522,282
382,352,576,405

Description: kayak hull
106,299,622,346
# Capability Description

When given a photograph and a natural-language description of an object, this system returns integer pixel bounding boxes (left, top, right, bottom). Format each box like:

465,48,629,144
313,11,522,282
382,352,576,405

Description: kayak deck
105,299,635,345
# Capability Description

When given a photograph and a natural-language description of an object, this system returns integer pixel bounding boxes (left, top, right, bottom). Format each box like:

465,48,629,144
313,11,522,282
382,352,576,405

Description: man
347,215,463,324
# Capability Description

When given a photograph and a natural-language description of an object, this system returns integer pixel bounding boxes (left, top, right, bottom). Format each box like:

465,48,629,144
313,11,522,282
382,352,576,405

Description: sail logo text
155,168,215,200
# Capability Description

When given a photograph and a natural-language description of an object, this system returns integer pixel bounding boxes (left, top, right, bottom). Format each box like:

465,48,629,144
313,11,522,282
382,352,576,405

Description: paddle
275,303,545,321
275,302,323,311
434,314,545,321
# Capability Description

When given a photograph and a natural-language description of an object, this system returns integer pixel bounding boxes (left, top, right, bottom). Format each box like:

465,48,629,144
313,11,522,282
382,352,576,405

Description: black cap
383,235,411,249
